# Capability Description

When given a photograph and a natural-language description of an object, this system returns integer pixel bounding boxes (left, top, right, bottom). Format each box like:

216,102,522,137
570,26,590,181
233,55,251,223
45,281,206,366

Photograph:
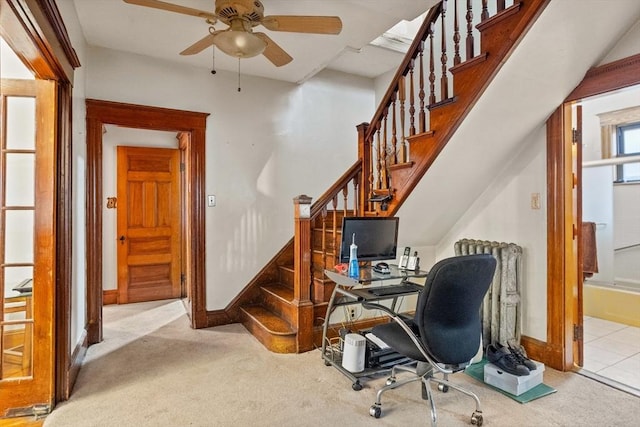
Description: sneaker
486,343,530,376
507,342,537,371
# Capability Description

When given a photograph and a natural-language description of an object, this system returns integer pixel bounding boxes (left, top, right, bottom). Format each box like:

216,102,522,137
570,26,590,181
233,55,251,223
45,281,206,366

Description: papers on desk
365,332,389,349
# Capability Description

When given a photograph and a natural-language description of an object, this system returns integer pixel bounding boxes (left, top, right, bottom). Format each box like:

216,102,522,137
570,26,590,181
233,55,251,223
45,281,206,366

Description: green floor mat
464,359,557,403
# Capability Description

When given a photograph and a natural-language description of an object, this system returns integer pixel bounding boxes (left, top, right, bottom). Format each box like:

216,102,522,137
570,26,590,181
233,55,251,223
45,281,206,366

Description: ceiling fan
123,0,343,67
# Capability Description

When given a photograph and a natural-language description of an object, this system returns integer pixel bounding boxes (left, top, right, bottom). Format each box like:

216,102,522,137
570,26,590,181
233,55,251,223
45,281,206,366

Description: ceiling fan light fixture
215,31,266,58
215,19,266,58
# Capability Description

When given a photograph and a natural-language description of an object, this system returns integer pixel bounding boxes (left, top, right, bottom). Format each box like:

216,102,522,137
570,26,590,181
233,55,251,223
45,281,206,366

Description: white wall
600,19,640,65
436,126,548,341
84,46,375,309
614,184,640,287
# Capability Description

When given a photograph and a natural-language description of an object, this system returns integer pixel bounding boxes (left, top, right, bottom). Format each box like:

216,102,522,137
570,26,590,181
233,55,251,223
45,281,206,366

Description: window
615,122,640,182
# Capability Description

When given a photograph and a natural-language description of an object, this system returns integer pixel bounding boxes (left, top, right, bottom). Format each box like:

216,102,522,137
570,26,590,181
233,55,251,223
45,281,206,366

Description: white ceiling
72,0,438,84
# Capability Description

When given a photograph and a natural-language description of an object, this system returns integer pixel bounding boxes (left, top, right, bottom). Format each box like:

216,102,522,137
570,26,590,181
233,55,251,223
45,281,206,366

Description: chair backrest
414,254,496,365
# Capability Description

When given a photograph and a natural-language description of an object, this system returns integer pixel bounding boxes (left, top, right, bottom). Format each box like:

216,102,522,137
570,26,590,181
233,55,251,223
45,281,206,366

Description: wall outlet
349,308,356,318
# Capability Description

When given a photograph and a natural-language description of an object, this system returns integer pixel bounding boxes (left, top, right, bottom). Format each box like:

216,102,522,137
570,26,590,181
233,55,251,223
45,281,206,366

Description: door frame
85,99,209,345
1,0,79,406
542,54,640,371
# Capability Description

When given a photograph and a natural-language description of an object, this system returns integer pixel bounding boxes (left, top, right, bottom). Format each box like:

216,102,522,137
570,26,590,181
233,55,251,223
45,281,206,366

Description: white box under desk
483,361,545,396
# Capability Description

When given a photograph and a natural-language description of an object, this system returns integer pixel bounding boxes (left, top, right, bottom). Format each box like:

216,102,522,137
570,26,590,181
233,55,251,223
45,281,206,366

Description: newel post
293,194,314,352
357,122,370,214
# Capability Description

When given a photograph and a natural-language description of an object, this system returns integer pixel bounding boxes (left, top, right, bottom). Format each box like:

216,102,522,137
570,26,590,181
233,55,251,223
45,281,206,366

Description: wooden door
0,78,57,416
117,147,182,304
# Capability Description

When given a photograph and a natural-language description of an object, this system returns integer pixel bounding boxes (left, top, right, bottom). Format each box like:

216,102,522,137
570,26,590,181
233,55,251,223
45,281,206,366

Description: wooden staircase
218,0,551,353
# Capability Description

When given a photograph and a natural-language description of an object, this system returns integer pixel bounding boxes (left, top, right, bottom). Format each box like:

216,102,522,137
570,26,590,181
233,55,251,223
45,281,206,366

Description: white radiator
454,239,523,348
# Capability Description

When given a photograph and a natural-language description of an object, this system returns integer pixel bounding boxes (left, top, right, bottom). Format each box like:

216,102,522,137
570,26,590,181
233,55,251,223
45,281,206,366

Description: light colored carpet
44,300,640,426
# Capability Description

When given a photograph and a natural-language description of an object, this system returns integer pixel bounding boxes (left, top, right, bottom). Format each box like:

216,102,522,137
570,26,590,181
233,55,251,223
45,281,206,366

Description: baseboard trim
520,335,562,369
103,289,117,305
207,309,233,327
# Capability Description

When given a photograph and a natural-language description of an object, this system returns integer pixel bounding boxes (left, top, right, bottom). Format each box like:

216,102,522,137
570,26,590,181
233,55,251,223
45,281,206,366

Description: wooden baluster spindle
429,22,436,105
352,174,359,216
453,0,461,66
398,76,407,163
382,108,389,190
466,0,474,60
481,0,489,21
440,1,449,100
376,122,383,190
368,135,375,201
321,208,327,270
342,186,348,216
497,0,506,12
418,40,426,133
391,92,398,165
331,196,338,260
409,59,416,136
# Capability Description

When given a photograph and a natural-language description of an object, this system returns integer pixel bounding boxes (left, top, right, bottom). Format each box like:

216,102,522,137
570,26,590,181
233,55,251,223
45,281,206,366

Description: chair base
369,362,484,426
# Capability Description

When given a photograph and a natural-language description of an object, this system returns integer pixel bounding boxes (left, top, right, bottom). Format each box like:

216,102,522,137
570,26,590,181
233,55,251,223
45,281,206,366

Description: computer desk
322,264,428,391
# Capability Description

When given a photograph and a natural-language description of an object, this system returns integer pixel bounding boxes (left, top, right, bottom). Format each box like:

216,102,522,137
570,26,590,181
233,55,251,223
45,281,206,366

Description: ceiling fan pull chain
237,58,242,92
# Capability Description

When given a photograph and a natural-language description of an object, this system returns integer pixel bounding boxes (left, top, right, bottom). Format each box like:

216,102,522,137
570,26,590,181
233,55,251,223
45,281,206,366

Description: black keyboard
367,282,422,297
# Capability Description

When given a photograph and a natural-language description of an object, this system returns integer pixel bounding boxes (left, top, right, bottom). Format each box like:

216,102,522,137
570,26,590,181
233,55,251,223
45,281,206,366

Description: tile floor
582,316,640,393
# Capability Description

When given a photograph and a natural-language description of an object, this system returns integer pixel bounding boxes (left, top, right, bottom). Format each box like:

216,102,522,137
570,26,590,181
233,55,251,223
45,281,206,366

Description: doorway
101,129,184,305
578,85,640,393
550,54,640,377
84,99,209,346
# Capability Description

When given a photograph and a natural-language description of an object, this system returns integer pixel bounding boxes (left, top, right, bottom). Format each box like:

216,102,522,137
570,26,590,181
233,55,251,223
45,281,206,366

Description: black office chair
366,254,496,426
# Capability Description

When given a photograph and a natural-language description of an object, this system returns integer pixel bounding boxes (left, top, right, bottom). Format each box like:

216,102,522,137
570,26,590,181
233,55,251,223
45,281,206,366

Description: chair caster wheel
369,405,381,418
471,411,483,426
324,360,331,366
352,381,363,391
438,383,449,393
385,378,396,386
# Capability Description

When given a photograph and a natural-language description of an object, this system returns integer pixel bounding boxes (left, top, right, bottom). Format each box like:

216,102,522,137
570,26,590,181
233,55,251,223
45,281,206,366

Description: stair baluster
466,0,474,60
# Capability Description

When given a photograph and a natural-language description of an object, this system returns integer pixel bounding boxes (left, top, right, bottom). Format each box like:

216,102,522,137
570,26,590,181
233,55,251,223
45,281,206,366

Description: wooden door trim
1,0,78,406
544,54,640,371
85,99,209,344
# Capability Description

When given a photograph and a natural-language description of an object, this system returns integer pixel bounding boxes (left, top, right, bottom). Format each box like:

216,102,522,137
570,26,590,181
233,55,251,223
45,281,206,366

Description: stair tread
262,283,294,300
241,305,295,335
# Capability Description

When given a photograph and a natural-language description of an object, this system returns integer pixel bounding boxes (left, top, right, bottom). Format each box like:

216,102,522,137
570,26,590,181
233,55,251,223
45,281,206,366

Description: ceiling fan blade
180,32,221,56
123,0,217,21
261,16,342,35
254,33,293,67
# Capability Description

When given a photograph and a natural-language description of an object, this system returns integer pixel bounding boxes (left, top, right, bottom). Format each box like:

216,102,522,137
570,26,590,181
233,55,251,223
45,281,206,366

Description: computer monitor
339,217,399,263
